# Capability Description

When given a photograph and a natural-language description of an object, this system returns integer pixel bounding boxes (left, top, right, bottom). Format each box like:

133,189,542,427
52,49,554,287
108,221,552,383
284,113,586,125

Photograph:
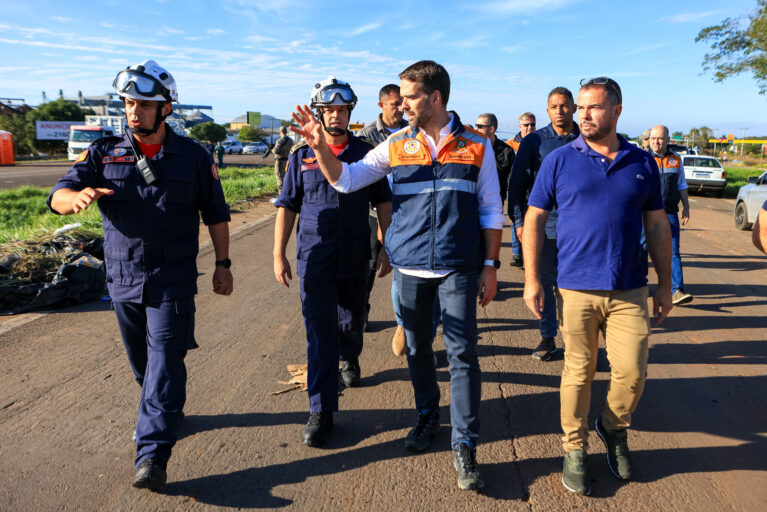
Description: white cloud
50,16,74,23
207,28,227,36
348,22,382,37
160,26,184,35
479,0,579,15
660,11,721,24
244,34,277,44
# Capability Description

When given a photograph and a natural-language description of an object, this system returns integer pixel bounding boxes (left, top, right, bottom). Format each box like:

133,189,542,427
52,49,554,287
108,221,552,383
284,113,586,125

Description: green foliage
237,125,268,143
0,167,276,243
0,99,92,155
696,1,767,94
188,122,227,143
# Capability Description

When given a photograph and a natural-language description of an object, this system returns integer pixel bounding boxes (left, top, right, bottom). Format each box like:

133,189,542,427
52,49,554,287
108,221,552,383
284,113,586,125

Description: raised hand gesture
290,105,325,150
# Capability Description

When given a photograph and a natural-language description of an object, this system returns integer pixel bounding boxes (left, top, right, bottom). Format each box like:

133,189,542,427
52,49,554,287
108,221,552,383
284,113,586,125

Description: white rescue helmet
309,76,357,111
113,60,178,103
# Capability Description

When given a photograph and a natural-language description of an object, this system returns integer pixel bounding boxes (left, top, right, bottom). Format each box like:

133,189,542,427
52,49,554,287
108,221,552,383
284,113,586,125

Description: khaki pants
557,287,651,453
275,158,287,192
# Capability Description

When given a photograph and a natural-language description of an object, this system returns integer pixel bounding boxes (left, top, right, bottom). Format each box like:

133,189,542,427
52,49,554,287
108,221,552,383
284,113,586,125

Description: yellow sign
349,123,365,131
708,139,767,144
727,134,735,140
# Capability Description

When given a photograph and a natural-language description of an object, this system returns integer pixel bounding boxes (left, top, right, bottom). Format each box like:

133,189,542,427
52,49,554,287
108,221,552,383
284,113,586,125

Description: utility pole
741,127,747,157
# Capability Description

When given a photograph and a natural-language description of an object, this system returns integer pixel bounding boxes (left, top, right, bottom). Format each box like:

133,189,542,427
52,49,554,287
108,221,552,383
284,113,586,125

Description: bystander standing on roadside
215,141,224,168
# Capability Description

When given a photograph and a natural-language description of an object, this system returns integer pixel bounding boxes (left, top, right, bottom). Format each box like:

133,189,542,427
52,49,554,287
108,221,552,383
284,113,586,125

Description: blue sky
1,0,766,138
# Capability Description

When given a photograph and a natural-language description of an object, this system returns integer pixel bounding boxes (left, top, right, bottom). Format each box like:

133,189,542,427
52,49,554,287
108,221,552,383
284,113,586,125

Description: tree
0,99,92,155
188,122,227,143
237,125,268,143
696,1,767,94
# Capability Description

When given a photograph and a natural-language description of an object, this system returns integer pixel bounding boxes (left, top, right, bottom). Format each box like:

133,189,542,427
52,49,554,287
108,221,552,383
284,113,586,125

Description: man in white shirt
291,60,503,491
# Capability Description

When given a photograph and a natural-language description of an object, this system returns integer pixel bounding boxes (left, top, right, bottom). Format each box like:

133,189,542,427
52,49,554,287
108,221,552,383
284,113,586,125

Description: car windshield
684,157,722,169
71,129,108,142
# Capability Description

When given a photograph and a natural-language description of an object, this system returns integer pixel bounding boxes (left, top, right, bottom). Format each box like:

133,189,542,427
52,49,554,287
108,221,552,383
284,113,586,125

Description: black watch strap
215,258,232,269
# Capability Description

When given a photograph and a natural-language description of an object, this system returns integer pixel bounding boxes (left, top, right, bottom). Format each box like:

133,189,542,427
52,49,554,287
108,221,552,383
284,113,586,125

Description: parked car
221,140,243,154
243,142,268,154
734,170,767,230
682,155,727,197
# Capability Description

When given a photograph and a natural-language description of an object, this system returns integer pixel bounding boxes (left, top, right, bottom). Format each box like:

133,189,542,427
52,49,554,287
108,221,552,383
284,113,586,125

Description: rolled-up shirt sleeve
333,139,391,193
477,139,505,230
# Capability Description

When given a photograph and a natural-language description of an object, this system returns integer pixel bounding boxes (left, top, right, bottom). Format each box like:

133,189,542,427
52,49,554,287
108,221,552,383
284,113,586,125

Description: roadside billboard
35,121,80,140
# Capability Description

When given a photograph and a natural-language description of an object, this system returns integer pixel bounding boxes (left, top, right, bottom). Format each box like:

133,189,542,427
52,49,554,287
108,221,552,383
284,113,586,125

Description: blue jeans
667,213,684,293
639,214,683,294
394,268,481,449
391,276,441,338
539,237,558,338
510,222,521,257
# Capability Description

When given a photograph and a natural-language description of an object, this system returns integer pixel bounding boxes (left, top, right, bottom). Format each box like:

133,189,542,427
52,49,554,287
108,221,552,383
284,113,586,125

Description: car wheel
734,201,752,231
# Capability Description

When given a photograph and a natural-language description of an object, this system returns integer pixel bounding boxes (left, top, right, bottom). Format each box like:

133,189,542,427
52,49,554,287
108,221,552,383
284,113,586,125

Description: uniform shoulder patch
357,136,376,149
290,140,308,154
75,149,89,163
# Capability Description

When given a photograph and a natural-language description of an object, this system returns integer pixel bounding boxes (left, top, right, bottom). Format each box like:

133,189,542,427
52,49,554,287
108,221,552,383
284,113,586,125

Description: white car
734,170,767,230
682,155,727,197
243,142,268,154
221,140,243,154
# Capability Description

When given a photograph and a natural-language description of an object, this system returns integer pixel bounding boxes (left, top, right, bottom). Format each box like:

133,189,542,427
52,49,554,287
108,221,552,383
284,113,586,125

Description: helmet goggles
315,84,355,105
113,69,171,101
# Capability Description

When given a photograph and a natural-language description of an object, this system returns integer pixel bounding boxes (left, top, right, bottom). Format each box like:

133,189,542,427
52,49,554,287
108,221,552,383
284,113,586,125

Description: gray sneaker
562,450,590,495
453,442,484,491
671,290,693,305
595,417,632,480
532,337,557,361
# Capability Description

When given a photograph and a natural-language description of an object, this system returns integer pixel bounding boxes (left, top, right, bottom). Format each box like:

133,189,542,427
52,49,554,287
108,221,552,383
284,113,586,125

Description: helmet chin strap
317,108,349,136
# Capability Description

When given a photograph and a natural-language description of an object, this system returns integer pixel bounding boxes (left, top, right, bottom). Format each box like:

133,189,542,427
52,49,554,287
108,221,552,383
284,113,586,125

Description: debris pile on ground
0,229,106,315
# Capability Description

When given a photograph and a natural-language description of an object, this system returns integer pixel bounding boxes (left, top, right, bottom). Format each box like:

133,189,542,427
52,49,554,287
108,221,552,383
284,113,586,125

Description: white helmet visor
113,70,170,101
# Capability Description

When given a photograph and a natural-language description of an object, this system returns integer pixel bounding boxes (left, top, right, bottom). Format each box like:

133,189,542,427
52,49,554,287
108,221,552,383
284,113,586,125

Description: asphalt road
0,195,765,511
0,154,275,190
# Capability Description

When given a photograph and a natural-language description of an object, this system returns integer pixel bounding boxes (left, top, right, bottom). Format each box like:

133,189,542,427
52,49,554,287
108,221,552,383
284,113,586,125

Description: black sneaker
532,337,557,361
404,409,440,452
340,359,361,388
132,458,167,492
509,254,523,267
562,450,590,495
302,412,333,447
595,417,632,480
453,442,484,491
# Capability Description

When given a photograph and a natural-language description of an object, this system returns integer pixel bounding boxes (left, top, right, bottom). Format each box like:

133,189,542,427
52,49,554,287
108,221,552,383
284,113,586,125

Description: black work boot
302,412,334,447
532,337,557,361
404,409,440,452
340,359,361,388
132,458,167,492
453,442,484,491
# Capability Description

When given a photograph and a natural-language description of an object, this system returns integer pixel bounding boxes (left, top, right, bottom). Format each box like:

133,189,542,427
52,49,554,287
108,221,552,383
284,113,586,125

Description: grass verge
0,166,276,244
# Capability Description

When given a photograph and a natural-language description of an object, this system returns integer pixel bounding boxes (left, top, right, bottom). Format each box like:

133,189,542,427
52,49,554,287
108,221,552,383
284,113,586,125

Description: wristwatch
215,258,232,269
483,259,501,269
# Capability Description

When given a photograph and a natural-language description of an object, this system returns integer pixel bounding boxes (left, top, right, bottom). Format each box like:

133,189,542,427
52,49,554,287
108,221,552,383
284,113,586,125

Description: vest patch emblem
108,148,128,156
302,157,317,164
102,155,135,163
456,139,466,149
75,150,88,163
301,163,320,171
403,140,421,154
668,158,676,165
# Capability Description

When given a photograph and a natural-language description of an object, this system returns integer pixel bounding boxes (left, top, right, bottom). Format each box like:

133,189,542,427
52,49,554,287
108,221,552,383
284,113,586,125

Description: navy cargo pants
300,277,366,413
113,298,196,468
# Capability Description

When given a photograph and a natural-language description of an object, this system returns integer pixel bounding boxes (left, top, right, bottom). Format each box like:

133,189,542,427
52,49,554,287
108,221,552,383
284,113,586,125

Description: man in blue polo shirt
508,87,579,361
523,77,672,495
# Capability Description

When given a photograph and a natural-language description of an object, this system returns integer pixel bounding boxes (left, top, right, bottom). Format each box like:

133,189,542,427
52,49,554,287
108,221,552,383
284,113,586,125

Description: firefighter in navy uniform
48,60,232,492
273,77,392,446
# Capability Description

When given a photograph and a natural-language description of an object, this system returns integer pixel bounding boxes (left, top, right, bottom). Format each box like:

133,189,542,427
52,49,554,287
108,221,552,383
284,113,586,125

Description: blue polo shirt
527,134,663,290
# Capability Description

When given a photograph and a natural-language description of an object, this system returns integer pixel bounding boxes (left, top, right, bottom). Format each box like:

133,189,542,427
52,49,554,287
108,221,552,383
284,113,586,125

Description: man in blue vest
649,125,693,305
291,60,503,491
508,87,579,361
273,77,392,447
48,60,233,492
